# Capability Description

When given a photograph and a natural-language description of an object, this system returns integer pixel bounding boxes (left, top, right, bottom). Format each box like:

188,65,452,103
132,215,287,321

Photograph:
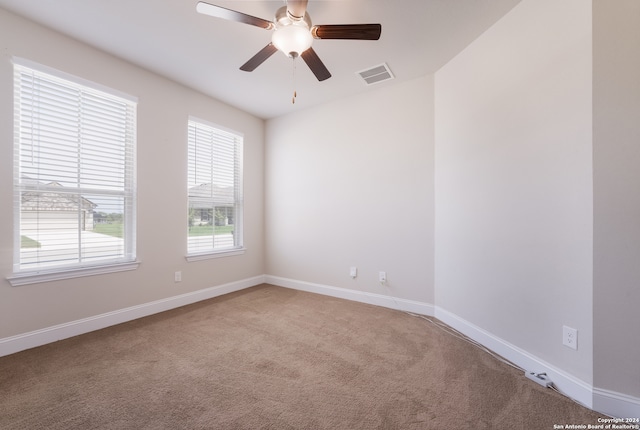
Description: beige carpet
1,284,603,429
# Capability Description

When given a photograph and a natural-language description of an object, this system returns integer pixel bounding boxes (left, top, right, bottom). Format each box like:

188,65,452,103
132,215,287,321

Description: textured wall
434,0,593,382
593,0,640,400
0,8,265,338
265,76,435,304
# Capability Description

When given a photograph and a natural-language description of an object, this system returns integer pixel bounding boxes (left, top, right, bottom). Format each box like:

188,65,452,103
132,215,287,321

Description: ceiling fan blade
311,24,382,40
240,43,279,72
196,2,274,30
286,0,308,20
301,48,331,81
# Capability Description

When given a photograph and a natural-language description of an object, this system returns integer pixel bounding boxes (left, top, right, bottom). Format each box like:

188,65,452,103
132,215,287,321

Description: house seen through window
187,118,243,256
13,59,137,276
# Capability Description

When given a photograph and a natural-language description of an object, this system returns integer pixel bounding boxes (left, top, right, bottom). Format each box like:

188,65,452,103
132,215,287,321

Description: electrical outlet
562,325,577,350
379,271,387,283
174,271,182,283
350,267,357,278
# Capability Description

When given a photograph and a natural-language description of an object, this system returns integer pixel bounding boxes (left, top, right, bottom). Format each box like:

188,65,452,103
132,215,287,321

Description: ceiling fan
196,0,382,82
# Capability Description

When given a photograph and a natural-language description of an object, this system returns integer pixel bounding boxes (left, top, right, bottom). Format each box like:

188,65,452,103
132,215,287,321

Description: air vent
356,63,394,86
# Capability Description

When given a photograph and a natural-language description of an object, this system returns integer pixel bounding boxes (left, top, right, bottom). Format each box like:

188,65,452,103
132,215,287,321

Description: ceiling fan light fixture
196,1,382,82
271,22,313,57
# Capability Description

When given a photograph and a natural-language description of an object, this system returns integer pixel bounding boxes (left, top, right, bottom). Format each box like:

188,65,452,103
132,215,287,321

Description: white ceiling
0,0,521,119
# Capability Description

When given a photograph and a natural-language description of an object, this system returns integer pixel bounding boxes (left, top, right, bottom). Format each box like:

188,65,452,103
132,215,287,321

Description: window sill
185,248,246,262
7,260,141,287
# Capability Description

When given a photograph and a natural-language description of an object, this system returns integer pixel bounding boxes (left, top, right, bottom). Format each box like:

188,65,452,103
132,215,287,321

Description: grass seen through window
93,223,123,238
188,224,234,236
20,236,41,248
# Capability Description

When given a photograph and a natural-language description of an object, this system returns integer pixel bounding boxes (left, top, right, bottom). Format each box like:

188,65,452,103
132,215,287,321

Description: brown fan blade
286,0,308,20
301,48,331,81
311,24,382,40
240,43,279,72
196,2,274,30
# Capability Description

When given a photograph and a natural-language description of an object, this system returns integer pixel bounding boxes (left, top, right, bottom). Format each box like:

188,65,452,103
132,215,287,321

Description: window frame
8,58,139,286
186,117,245,261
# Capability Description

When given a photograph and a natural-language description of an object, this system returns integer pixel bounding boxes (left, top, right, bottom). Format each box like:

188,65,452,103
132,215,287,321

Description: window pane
187,119,242,255
14,61,136,273
19,193,127,269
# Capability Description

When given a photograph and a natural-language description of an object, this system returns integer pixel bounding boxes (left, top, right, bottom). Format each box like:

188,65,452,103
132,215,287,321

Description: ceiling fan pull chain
292,56,297,104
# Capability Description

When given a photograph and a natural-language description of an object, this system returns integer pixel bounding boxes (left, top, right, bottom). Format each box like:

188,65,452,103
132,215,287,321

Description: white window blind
187,118,243,256
13,61,137,275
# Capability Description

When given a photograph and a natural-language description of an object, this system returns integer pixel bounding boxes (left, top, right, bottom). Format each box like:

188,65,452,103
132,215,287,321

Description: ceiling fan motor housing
272,6,313,57
196,1,381,82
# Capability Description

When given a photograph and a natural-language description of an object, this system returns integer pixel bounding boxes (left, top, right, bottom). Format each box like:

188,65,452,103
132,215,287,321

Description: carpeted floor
1,284,604,429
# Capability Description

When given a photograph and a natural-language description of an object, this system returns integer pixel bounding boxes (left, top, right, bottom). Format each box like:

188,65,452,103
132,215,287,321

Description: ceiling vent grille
356,63,394,86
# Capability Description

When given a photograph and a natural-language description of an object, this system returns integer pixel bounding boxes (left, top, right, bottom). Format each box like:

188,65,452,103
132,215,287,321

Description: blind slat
187,119,243,254
14,62,137,272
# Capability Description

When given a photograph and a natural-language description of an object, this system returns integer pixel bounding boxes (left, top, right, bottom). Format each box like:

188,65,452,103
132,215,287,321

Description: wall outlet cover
562,325,578,350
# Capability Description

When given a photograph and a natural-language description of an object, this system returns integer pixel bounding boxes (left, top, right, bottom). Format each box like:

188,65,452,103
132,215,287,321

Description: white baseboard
265,275,435,316
266,275,640,420
434,307,594,409
0,275,266,358
3,273,638,420
593,387,640,419
435,308,640,419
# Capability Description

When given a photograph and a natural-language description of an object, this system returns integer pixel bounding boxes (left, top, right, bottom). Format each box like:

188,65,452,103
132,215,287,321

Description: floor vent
356,63,394,86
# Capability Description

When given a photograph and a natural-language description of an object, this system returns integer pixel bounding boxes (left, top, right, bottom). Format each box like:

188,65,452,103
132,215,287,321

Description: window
10,59,137,285
187,118,243,259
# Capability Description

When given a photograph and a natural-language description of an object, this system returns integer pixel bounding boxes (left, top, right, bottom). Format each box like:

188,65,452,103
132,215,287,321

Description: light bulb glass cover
272,23,313,57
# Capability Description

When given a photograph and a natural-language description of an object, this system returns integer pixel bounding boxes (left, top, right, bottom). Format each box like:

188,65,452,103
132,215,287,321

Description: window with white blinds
12,59,137,278
187,118,243,257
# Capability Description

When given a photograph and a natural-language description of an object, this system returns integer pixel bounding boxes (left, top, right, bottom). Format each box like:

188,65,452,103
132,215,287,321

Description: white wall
265,76,435,305
0,8,265,339
593,0,640,403
434,0,593,384
3,0,638,418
